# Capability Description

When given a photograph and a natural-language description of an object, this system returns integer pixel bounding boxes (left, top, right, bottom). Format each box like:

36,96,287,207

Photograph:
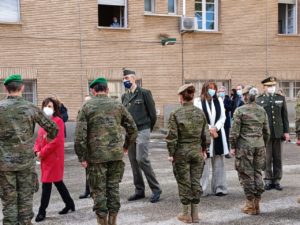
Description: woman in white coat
194,81,228,196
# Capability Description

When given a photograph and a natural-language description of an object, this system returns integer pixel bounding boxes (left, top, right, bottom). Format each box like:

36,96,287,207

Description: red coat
34,116,65,183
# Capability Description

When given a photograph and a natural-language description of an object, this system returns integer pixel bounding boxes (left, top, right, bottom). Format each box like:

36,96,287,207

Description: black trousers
38,180,74,214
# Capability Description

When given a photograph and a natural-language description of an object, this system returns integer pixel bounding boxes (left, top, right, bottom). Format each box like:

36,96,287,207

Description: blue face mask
218,92,225,98
123,80,132,89
208,89,216,97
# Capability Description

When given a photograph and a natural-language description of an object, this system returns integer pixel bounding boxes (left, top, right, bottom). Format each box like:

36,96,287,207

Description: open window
278,0,297,34
98,0,127,28
0,0,20,23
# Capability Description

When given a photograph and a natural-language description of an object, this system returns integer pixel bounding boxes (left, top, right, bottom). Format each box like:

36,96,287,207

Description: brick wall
0,0,300,122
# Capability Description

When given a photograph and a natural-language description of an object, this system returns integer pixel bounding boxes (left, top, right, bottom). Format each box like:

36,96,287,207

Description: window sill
0,21,22,25
193,30,222,34
144,12,182,18
97,26,131,31
277,34,300,37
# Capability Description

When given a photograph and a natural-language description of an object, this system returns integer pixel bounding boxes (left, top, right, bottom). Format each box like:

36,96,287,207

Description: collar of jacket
182,102,193,106
7,95,23,100
95,94,108,98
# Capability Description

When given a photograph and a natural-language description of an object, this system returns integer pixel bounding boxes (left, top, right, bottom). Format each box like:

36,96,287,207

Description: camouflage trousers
235,146,266,200
87,160,125,217
0,167,38,225
173,150,205,205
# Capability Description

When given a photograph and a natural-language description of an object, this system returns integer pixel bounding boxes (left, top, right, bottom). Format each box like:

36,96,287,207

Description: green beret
261,76,277,86
123,69,135,76
89,77,108,88
3,74,23,85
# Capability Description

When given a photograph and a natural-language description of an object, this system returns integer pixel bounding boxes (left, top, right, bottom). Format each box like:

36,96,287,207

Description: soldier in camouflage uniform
74,77,137,225
230,85,270,215
295,91,300,203
0,74,58,225
166,84,210,223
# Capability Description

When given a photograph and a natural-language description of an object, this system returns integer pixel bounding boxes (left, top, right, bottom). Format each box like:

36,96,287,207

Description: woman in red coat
34,97,75,222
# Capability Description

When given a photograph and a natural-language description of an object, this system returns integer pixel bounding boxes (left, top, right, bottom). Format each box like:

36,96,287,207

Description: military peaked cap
123,69,135,76
3,74,23,85
261,76,277,86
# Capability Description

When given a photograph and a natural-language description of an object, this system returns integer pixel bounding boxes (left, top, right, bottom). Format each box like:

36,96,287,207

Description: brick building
0,0,300,126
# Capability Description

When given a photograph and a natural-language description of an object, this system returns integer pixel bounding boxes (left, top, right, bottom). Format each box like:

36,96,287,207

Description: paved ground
1,134,300,225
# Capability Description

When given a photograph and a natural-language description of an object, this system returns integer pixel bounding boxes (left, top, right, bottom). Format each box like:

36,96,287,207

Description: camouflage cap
123,69,135,76
89,77,108,88
177,83,194,94
242,85,254,95
3,74,23,85
261,76,277,86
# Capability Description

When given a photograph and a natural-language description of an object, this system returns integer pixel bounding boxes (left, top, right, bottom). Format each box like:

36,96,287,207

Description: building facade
0,0,300,125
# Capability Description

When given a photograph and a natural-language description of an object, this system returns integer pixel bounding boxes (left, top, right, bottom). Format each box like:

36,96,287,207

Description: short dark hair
42,97,61,117
5,81,23,93
181,86,195,102
93,83,108,92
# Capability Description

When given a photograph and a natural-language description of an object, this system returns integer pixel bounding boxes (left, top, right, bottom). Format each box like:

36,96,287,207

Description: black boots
35,211,46,222
59,205,75,214
79,183,90,199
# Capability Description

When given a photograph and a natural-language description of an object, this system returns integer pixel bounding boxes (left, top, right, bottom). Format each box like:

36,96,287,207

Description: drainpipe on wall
183,0,186,16
181,0,186,85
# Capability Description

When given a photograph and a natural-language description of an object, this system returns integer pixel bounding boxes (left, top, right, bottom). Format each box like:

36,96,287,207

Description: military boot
108,212,118,225
241,199,256,215
191,204,199,223
177,204,192,223
97,214,108,225
254,197,261,214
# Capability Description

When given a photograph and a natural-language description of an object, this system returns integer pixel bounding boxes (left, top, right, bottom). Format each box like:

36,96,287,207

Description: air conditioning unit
180,16,196,32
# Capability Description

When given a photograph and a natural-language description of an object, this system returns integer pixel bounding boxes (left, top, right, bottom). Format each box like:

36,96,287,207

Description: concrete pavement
0,136,300,225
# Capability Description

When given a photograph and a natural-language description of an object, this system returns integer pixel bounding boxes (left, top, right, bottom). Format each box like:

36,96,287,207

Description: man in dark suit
121,69,162,203
256,76,290,191
218,86,232,158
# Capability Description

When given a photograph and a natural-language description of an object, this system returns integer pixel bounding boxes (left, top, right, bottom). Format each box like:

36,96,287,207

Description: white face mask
267,86,276,95
43,107,54,116
237,90,242,96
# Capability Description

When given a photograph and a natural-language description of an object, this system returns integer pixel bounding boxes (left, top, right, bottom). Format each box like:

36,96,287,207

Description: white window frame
0,79,37,104
98,0,128,28
168,0,177,14
195,0,218,31
278,1,298,34
278,80,300,100
145,0,155,13
0,0,21,23
185,79,230,96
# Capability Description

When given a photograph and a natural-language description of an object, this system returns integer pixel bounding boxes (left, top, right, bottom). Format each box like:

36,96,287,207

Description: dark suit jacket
223,95,232,128
256,93,289,139
122,86,157,131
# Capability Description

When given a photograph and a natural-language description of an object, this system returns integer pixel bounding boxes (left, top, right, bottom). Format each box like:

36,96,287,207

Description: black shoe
215,192,227,197
264,183,273,190
225,154,232,159
58,205,75,215
79,191,90,199
128,193,145,201
150,191,161,203
274,184,283,191
35,213,46,222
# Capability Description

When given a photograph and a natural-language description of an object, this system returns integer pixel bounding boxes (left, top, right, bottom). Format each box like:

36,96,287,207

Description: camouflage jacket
256,93,289,139
0,96,58,171
166,102,210,157
230,102,270,149
74,94,137,163
295,92,300,138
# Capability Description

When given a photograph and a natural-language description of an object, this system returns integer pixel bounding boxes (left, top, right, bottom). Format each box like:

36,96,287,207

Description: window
168,0,176,14
195,0,218,31
278,80,300,99
0,0,20,23
0,80,37,103
278,0,297,34
185,80,230,96
98,0,127,28
145,0,155,13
